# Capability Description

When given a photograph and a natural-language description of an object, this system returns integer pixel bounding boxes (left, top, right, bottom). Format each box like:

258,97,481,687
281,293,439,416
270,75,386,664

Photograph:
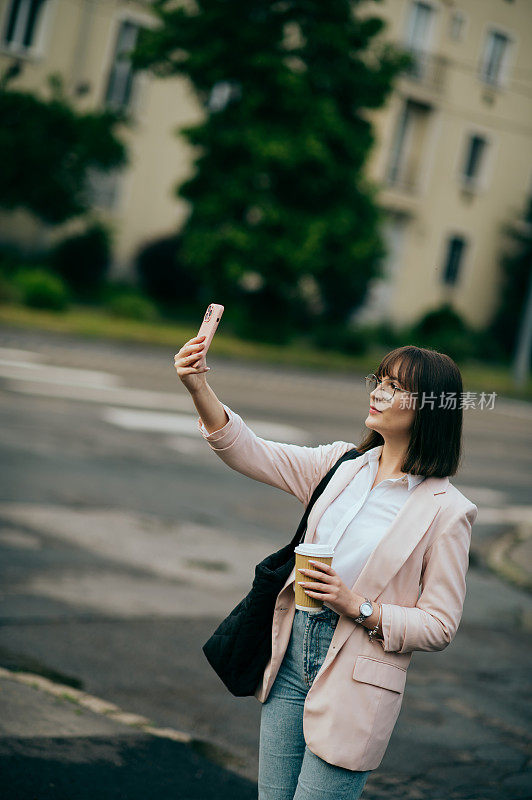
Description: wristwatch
354,597,373,624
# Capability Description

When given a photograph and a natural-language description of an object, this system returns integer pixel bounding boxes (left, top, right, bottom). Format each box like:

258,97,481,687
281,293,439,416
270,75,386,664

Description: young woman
174,338,478,800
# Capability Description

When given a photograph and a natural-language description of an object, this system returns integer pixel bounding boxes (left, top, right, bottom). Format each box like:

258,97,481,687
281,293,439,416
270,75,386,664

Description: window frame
100,8,156,119
385,97,436,195
103,18,142,112
440,233,470,287
463,134,486,181
461,133,487,189
455,126,496,195
403,0,439,54
0,0,55,59
479,25,514,89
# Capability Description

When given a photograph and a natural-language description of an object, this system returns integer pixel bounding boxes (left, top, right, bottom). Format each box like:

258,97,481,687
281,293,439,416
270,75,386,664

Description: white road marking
0,360,121,387
1,346,531,422
0,529,42,549
165,436,211,455
0,350,310,440
0,347,41,361
477,506,532,525
456,486,508,506
2,379,191,411
102,408,201,435
101,406,309,442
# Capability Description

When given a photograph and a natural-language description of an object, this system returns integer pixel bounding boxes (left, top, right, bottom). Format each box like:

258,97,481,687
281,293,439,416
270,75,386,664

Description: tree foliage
488,198,532,360
49,222,112,300
132,0,407,340
0,72,127,225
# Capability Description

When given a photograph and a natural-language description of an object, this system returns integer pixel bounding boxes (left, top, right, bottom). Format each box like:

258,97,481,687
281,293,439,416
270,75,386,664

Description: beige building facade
359,0,532,330
1,0,531,331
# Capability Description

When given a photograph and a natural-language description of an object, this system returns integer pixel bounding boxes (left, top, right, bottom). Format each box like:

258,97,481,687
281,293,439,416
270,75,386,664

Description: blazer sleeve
197,402,356,506
378,503,478,654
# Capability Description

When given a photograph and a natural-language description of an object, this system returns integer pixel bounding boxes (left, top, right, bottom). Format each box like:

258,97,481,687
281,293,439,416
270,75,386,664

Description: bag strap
289,447,362,549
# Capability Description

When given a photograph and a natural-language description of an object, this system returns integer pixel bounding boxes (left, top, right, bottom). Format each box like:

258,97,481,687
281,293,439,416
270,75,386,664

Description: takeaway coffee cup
294,543,335,611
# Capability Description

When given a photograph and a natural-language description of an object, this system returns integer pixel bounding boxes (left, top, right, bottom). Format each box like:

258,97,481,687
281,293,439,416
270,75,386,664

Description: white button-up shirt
313,446,425,610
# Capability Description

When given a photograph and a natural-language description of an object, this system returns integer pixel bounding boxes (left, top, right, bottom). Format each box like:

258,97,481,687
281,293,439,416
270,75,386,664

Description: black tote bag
202,446,362,697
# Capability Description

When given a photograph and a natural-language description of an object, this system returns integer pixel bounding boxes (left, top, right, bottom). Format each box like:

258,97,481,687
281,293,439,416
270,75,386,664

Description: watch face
360,602,373,617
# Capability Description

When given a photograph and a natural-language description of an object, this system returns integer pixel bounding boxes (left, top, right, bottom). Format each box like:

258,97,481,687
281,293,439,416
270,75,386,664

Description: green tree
488,197,532,362
487,199,532,359
0,72,127,225
132,0,407,341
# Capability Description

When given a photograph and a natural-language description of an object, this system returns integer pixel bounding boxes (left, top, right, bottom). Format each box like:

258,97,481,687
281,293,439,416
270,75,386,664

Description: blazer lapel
352,475,448,598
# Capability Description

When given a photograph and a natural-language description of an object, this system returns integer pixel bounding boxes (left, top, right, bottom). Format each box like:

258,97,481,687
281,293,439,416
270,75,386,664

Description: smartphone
195,303,224,368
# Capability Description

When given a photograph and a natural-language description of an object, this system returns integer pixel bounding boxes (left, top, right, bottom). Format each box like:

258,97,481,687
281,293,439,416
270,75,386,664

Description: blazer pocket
352,655,407,694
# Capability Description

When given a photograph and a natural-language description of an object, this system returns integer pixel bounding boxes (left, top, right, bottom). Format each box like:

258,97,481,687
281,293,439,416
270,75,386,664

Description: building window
349,213,408,326
405,1,435,52
480,30,511,87
442,236,467,285
388,105,411,186
386,99,432,192
461,134,487,188
104,20,141,111
404,1,436,80
449,11,466,42
2,0,48,51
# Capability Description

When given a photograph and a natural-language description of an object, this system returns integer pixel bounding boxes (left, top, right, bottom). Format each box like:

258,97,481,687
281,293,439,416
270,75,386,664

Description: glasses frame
364,373,403,403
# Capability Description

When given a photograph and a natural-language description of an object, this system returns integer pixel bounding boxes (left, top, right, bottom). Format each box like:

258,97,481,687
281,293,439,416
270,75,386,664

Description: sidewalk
0,667,256,800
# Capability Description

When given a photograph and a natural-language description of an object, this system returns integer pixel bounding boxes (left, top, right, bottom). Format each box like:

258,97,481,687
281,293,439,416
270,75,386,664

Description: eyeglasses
364,374,403,403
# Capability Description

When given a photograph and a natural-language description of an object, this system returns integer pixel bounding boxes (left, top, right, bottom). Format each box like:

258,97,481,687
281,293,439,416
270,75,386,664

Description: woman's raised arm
174,334,228,433
174,334,355,504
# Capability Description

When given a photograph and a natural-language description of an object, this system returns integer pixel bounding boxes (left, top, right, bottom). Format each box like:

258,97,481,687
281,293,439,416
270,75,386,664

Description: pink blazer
198,404,478,772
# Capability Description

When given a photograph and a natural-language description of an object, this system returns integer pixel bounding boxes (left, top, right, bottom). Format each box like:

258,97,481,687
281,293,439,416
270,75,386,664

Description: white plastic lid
294,543,335,557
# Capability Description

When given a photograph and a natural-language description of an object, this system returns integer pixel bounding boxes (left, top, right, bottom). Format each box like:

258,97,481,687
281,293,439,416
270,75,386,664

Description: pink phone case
195,303,224,367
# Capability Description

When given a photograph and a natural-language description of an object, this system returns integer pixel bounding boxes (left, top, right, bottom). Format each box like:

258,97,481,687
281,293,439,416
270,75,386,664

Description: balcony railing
385,173,418,195
403,49,448,94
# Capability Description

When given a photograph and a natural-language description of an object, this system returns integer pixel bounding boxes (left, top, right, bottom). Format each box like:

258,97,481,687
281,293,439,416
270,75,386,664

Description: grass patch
60,692,79,704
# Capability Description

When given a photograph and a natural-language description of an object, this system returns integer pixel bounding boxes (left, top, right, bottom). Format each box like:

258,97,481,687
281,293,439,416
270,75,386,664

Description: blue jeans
258,605,371,800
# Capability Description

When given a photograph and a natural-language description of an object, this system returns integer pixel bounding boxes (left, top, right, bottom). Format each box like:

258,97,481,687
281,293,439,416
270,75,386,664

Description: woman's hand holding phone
173,302,224,395
174,304,228,432
173,335,210,394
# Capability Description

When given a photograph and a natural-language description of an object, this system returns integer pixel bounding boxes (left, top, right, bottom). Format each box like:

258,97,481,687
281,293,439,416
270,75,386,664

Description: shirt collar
362,445,425,491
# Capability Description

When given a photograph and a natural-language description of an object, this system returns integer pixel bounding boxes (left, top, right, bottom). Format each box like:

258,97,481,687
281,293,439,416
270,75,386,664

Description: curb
487,522,532,594
0,666,251,777
0,665,193,743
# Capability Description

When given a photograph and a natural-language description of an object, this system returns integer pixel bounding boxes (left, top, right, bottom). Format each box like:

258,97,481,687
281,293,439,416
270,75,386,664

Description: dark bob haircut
356,345,463,478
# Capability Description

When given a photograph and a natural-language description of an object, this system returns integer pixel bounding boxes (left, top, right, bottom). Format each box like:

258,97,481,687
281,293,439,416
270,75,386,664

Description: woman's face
364,365,416,442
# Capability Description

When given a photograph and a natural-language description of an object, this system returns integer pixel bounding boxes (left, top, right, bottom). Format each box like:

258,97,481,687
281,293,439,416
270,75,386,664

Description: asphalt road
1,325,531,799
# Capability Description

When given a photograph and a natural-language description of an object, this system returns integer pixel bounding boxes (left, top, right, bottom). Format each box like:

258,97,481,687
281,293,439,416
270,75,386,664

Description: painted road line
165,436,211,456
1,379,192,411
0,360,122,387
101,406,309,442
476,505,532,525
456,486,508,506
0,347,41,361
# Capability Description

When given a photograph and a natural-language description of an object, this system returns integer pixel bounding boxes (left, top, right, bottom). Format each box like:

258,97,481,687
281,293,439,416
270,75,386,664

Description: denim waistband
295,604,340,621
